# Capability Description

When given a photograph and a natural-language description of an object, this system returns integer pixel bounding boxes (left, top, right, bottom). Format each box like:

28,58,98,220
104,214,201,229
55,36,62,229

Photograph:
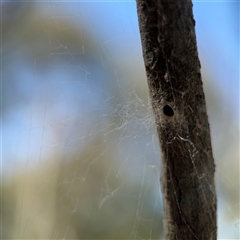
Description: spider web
2,1,239,239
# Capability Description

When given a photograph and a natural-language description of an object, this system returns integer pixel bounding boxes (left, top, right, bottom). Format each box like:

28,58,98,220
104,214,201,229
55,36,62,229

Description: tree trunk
136,1,217,239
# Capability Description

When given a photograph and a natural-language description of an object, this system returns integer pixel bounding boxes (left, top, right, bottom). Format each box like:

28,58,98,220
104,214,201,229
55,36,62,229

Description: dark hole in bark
163,105,174,116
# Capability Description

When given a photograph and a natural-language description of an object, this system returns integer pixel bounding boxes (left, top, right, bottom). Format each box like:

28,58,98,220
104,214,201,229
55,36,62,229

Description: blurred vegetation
2,2,239,239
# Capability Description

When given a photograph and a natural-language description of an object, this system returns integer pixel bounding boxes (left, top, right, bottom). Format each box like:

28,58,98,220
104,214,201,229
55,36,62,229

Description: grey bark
136,1,217,239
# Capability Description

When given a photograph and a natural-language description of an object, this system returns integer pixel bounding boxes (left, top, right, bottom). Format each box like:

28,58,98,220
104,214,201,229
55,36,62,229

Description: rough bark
136,1,217,239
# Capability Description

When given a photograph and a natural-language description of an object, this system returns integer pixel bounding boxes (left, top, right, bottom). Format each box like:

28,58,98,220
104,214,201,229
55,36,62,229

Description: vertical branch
136,1,217,239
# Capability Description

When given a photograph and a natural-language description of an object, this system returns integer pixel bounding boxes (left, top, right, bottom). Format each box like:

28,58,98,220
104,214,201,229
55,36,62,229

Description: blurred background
1,1,239,239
